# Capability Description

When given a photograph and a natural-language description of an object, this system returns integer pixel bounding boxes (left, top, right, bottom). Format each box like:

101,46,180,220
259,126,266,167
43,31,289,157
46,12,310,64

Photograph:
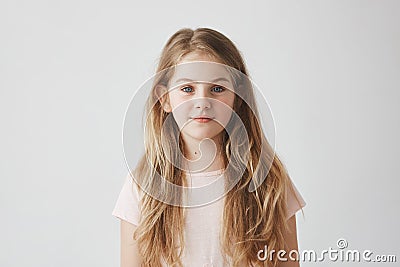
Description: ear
154,84,172,113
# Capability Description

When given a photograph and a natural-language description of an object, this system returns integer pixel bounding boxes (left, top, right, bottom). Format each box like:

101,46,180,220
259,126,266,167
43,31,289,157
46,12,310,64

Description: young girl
112,27,306,267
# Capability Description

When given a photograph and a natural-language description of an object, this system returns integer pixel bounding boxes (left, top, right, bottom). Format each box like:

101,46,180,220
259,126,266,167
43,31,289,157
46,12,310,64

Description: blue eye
212,86,225,93
181,86,193,93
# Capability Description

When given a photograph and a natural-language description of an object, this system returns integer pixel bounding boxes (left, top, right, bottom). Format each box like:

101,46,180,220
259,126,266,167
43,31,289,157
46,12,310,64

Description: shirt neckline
183,168,224,177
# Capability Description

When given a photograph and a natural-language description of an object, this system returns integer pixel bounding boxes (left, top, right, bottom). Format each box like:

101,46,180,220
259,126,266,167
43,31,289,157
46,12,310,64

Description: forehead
168,61,234,88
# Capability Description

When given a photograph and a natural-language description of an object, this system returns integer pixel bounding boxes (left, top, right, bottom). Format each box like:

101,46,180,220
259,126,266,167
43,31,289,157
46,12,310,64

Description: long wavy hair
131,27,303,266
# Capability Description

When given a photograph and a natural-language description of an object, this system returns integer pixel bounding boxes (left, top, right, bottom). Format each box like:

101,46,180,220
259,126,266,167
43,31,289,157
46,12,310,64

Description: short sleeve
285,178,306,220
111,174,142,226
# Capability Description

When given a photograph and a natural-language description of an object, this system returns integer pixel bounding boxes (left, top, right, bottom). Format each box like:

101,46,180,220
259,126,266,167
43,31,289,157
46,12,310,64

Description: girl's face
162,52,236,143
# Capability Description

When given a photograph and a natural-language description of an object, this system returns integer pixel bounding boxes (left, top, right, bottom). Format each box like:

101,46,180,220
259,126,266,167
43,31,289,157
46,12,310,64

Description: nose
194,97,211,110
194,85,211,110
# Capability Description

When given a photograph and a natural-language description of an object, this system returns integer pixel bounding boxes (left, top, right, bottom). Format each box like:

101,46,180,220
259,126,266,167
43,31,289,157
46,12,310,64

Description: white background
1,0,399,266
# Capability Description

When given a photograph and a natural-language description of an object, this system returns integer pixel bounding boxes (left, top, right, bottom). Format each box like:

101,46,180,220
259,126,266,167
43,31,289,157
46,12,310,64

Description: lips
192,116,213,123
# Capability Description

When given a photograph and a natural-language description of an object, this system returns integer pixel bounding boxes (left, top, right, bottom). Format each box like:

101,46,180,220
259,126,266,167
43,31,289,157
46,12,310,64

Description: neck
181,134,224,173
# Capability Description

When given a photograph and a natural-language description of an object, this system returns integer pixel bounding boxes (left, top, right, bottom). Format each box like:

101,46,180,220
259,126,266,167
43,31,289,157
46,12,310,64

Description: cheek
169,97,191,128
219,94,235,112
167,91,180,109
222,91,236,108
214,99,234,126
168,93,185,112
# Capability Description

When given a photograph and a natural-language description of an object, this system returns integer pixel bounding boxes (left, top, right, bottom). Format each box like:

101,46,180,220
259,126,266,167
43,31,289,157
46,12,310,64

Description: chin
185,131,224,142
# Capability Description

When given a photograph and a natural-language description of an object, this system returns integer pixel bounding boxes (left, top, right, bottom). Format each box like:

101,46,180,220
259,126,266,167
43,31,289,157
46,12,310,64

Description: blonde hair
131,27,303,266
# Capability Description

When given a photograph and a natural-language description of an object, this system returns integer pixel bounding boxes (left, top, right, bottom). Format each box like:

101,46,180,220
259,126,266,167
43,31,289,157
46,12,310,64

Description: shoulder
285,177,306,220
111,173,144,226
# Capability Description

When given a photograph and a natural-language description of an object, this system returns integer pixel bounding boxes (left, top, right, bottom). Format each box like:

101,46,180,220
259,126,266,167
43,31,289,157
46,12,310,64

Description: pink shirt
112,169,306,267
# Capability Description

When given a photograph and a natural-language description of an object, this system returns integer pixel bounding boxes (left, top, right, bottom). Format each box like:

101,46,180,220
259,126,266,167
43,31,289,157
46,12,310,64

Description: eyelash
180,85,226,93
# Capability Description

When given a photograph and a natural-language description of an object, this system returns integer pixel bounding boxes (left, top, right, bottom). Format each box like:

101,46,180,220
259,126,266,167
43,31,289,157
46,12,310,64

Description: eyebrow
173,77,231,84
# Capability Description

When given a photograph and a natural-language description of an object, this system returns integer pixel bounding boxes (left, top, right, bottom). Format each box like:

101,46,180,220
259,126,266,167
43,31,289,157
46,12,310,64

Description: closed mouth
193,116,213,120
191,116,214,122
